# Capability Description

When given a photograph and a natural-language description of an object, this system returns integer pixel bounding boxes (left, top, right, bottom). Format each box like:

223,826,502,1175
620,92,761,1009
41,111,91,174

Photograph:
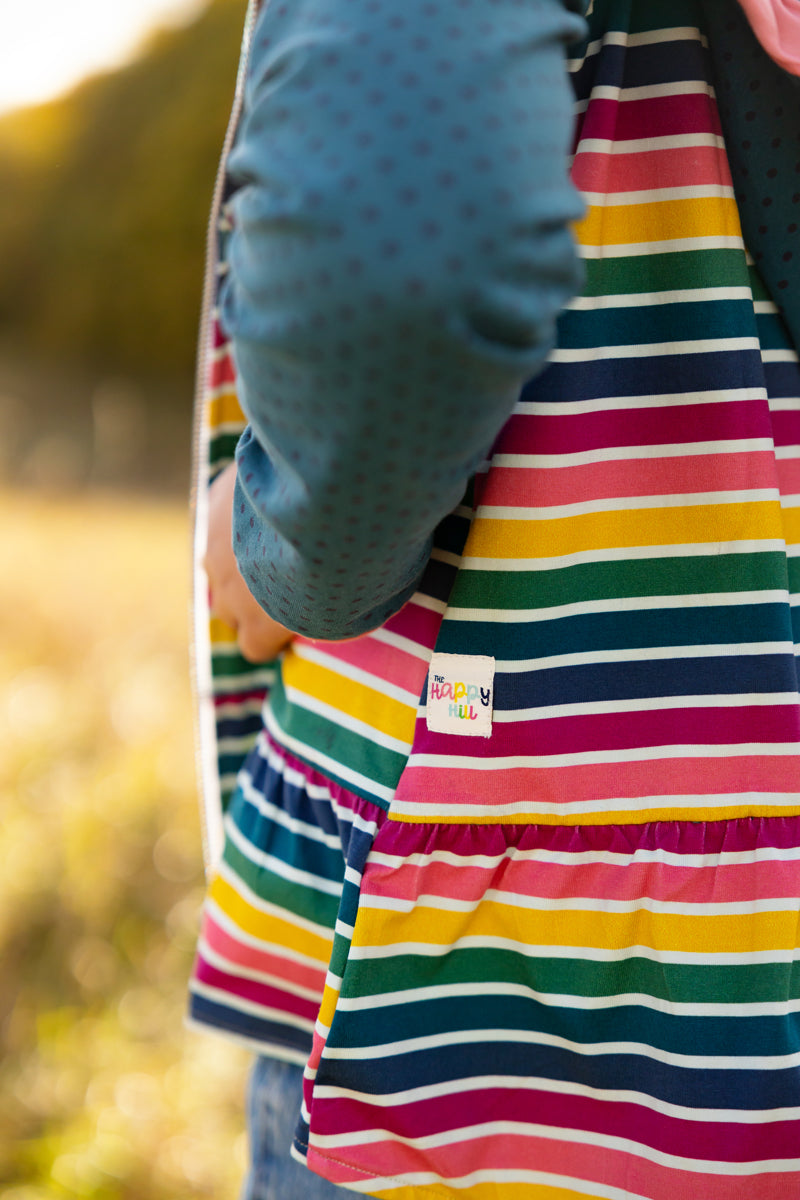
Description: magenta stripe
374,815,800,858
419,706,800,758
310,1089,800,1161
497,401,770,456
579,95,723,144
194,956,319,1022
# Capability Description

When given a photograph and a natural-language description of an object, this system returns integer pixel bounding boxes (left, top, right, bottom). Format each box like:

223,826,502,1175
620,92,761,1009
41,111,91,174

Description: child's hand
203,462,294,662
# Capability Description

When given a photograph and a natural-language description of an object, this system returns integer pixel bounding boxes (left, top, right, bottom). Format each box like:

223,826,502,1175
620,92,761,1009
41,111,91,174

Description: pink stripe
572,145,733,193
481,452,777,509
416,706,800,759
579,95,723,145
209,354,235,388
310,1089,800,1160
776,458,800,496
201,910,328,993
294,632,429,698
361,854,800,906
497,401,771,456
307,1131,800,1199
193,956,319,1022
394,755,800,811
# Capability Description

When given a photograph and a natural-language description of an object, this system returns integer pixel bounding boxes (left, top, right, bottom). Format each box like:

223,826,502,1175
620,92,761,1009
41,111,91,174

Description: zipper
189,0,264,878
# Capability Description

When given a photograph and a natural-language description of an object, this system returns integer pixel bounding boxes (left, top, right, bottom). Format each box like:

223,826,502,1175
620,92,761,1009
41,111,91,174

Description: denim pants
241,1056,347,1200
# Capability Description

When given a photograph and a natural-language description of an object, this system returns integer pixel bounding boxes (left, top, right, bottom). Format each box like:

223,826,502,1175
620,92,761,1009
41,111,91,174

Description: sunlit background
1,2,254,1195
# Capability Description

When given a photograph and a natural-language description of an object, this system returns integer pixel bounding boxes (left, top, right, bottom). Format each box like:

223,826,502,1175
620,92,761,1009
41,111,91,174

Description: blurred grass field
0,487,250,1198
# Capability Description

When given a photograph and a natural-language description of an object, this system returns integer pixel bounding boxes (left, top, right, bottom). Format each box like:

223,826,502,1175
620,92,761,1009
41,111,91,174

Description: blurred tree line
0,0,246,405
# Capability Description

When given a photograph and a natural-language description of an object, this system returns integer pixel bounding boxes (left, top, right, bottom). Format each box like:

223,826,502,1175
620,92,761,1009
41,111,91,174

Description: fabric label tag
425,652,495,738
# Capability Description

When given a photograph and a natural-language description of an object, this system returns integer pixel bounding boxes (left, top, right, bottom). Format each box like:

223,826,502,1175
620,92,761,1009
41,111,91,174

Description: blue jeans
241,1056,347,1200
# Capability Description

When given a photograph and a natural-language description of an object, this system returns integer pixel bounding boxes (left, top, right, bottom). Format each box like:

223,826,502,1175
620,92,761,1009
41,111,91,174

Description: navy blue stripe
527,349,765,404
189,994,313,1056
316,1032,800,1111
496,653,799,710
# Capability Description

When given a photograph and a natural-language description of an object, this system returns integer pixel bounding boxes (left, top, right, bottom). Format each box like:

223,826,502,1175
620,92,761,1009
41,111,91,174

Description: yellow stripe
389,803,800,827
281,651,417,742
209,616,238,645
350,899,800,955
575,195,742,247
780,506,800,552
365,1182,608,1200
317,980,341,1030
465,500,783,559
210,874,333,964
207,389,246,429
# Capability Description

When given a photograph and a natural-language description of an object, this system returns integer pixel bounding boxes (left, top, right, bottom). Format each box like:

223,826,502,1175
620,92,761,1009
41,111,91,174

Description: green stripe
451,553,787,611
209,433,240,464
270,678,403,810
222,834,340,929
580,250,749,299
341,948,800,1006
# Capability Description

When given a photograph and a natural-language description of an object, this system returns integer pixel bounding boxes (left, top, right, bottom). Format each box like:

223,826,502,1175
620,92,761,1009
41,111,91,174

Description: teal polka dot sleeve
220,0,588,639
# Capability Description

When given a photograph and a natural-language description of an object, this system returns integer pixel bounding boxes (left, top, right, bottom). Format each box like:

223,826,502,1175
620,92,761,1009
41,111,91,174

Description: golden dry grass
0,488,250,1199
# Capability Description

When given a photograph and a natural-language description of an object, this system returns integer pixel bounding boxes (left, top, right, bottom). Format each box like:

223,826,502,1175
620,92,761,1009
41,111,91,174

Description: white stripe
567,286,753,310
290,641,421,707
478,490,779,519
492,641,795,673
492,439,773,469
579,236,744,259
429,546,463,568
368,843,800,872
764,349,800,364
308,1123,800,1178
446,590,789,624
770,395,800,411
408,592,448,614
548,337,758,362
217,733,258,756
568,29,707,68
348,936,800,969
369,626,433,662
197,937,323,1003
334,980,800,1019
312,1073,800,1124
514,387,765,415
223,814,342,896
321,1025,800,1071
390,791,800,820
577,130,724,154
403,741,800,771
213,696,265,720
280,685,412,756
461,538,787,572
488,692,799,725
357,890,800,919
210,668,275,690
580,184,734,206
756,300,780,314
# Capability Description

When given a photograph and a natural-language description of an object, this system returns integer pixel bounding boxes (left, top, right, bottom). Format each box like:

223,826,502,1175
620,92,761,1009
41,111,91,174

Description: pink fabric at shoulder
737,0,800,74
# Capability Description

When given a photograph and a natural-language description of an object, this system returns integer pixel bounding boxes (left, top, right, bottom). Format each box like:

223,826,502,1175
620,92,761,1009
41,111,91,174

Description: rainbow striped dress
189,0,800,1196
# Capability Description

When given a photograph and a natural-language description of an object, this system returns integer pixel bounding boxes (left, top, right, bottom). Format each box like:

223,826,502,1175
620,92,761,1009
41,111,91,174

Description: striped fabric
291,2,800,1197
190,0,800,1195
